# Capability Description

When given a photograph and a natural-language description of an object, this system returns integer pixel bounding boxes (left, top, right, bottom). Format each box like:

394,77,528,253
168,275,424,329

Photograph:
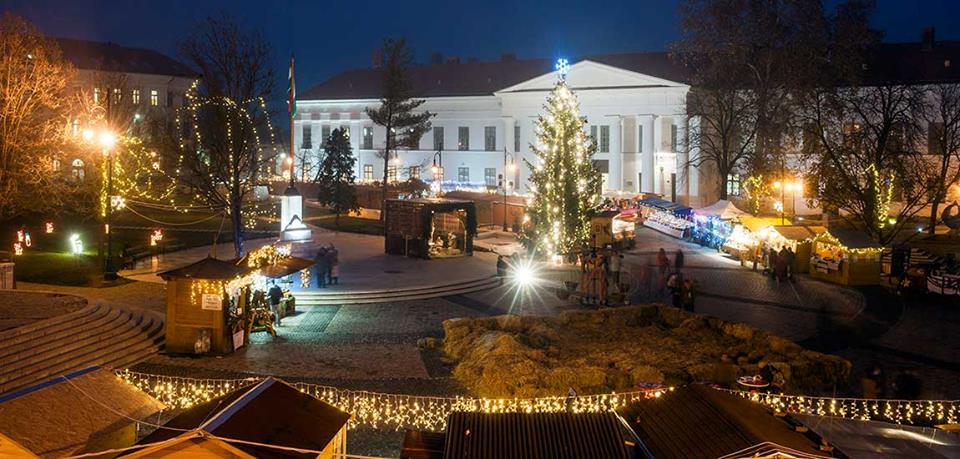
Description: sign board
201,293,222,311
233,330,245,350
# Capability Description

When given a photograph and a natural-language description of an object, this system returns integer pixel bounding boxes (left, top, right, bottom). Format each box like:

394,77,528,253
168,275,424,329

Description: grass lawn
10,252,111,287
302,206,383,235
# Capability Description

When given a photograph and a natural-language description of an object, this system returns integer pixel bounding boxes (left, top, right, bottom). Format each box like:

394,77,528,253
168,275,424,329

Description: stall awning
826,229,882,249
160,257,250,280
254,256,315,279
695,200,748,220
740,216,789,233
772,225,827,242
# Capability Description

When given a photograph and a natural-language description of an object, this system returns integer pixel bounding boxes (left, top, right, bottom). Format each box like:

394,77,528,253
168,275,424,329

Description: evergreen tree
365,38,434,223
315,128,359,225
526,80,600,259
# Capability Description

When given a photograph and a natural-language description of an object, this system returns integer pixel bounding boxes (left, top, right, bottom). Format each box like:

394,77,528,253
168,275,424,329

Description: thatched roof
0,367,164,458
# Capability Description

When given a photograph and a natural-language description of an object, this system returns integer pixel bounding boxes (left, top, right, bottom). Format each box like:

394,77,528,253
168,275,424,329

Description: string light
13,242,23,256
246,243,292,268
116,370,669,432
45,222,54,234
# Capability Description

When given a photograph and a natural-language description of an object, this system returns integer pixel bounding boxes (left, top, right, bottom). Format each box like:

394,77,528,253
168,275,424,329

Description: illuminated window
458,127,469,150
409,166,420,180
132,89,140,105
485,168,496,186
363,164,373,181
112,88,122,104
71,158,85,181
150,90,159,106
387,166,397,183
726,174,741,196
458,167,469,182
93,87,101,104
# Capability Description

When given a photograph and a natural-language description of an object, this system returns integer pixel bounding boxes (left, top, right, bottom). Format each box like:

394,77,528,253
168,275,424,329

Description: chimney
467,57,478,64
431,52,443,65
501,53,517,62
445,56,460,64
922,27,935,52
371,48,382,68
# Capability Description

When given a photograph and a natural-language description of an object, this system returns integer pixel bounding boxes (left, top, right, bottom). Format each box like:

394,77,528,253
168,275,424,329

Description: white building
296,52,712,206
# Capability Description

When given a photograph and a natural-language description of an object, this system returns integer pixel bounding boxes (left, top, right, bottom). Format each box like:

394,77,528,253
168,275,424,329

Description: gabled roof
137,378,350,459
55,37,198,78
159,256,249,280
301,51,691,100
440,411,631,459
862,40,960,85
0,367,164,458
622,385,826,459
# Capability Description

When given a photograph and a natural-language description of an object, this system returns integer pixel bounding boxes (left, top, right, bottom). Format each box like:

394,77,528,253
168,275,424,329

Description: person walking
268,281,284,326
682,278,698,312
667,271,683,308
774,247,788,283
313,247,328,288
784,246,796,281
674,249,685,272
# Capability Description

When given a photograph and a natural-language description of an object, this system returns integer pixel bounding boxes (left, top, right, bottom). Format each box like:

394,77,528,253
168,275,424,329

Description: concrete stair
295,275,501,305
0,303,164,396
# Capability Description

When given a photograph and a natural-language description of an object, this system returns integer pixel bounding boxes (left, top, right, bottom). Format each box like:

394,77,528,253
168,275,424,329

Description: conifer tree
315,127,359,225
525,80,600,259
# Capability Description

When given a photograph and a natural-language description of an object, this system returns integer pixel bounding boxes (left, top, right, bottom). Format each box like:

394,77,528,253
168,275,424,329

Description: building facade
296,53,714,206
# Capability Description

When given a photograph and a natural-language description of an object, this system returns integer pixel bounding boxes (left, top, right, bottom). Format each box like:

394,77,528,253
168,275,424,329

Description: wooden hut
768,225,828,274
384,198,477,259
159,257,250,355
809,229,883,286
133,377,350,458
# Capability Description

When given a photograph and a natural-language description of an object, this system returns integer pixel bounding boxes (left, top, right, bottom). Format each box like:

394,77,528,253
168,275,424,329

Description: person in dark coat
313,247,328,288
268,281,284,326
674,249,685,271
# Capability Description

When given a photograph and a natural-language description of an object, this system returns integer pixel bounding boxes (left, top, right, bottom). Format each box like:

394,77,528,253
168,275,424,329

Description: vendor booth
590,210,636,250
767,225,828,274
721,216,786,263
160,257,249,355
691,200,747,248
809,229,882,286
384,198,477,259
638,197,693,238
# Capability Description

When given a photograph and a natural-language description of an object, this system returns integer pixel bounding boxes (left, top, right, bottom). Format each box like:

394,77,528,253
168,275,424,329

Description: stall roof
828,229,883,249
740,216,789,233
138,377,350,459
622,385,827,459
793,414,960,458
773,225,827,241
159,256,250,280
234,254,315,279
696,200,748,220
441,412,630,459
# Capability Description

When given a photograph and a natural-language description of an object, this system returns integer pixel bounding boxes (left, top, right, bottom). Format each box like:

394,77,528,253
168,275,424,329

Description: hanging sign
201,293,222,311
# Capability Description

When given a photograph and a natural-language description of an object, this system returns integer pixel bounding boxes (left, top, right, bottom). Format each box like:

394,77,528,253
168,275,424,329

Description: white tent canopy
695,200,748,220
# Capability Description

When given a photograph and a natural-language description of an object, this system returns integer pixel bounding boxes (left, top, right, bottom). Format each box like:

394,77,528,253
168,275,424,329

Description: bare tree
174,14,277,256
921,83,960,234
0,13,73,217
365,38,433,221
675,0,828,200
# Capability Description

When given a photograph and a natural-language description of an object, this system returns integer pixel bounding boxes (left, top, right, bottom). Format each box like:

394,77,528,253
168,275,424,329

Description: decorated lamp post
99,130,118,280
431,150,443,196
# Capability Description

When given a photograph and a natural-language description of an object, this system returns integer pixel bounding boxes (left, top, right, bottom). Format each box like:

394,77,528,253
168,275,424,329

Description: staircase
0,303,164,396
295,275,501,305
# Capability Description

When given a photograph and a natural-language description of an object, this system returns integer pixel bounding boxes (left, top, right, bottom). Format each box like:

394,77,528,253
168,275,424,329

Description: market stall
384,198,477,259
590,210,636,250
720,216,786,263
767,225,828,274
236,244,314,321
691,200,747,248
639,198,693,238
809,229,882,286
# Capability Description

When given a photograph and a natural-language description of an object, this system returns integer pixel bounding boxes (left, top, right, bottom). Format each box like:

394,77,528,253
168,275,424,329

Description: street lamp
502,149,516,231
98,129,118,280
431,149,443,196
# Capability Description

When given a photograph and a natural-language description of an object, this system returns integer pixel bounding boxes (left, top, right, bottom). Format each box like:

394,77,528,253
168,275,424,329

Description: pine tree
526,80,601,259
315,128,359,225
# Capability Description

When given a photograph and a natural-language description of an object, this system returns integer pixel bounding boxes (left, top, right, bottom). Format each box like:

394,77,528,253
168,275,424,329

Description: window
409,166,420,180
458,167,469,182
458,127,469,150
321,125,331,146
433,126,444,150
93,88,101,104
484,126,496,151
150,90,159,106
363,164,373,181
726,174,741,197
166,91,174,107
638,125,643,152
112,88,121,105
301,124,312,149
514,125,520,152
132,89,141,105
387,166,397,183
599,125,610,152
670,124,678,152
362,126,373,149
71,158,85,181
485,168,497,187
589,125,598,145
928,122,944,155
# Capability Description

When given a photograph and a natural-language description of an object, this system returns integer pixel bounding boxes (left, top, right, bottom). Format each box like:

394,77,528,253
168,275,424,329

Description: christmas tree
315,127,359,225
526,78,601,259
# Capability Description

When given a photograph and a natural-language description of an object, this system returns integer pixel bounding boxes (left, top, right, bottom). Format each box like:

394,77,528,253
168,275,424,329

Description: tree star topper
555,58,570,80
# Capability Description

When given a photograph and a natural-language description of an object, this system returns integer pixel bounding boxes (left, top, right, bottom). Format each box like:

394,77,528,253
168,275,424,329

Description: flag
288,55,296,117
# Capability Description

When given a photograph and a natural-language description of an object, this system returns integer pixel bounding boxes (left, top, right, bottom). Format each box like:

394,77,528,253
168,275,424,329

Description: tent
695,200,748,221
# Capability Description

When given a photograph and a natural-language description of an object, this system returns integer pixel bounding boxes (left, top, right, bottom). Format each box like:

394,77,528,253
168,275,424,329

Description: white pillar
640,115,655,193
674,115,689,198
650,115,662,194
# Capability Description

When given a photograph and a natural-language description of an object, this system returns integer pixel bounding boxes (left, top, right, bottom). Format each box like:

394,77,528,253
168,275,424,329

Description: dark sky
6,0,960,98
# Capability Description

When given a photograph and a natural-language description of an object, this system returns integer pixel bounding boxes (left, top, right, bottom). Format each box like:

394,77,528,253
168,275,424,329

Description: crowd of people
312,243,340,288
756,243,797,283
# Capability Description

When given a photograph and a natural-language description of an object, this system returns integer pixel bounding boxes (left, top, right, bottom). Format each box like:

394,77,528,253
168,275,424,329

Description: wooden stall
159,257,249,355
767,225,827,274
590,210,636,250
384,198,477,259
809,229,882,286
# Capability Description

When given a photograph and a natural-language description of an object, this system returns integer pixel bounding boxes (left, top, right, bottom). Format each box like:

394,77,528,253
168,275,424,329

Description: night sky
6,0,960,99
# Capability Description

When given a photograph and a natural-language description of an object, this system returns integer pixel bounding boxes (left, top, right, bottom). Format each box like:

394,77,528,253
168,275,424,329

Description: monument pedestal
280,185,312,242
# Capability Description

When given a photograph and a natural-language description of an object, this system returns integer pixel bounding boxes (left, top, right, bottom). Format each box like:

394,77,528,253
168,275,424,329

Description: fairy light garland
116,370,668,431
246,243,292,268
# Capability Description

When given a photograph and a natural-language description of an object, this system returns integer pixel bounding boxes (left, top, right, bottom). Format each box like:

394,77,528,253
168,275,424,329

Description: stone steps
0,305,164,396
295,276,501,305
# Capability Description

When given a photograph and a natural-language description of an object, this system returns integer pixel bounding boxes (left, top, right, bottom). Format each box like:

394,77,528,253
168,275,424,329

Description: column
674,114,689,198
645,115,660,193
618,116,626,191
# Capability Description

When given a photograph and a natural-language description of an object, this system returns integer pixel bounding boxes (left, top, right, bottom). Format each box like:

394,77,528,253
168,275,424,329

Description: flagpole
289,54,296,188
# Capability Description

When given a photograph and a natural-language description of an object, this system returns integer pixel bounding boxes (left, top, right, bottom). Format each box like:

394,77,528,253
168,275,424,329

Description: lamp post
773,180,785,225
99,130,117,280
503,149,516,231
431,149,443,196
